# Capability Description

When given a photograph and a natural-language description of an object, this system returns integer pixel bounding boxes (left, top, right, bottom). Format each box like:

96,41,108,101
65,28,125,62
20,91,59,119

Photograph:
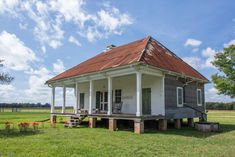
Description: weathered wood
109,118,117,131
89,117,97,128
187,118,194,127
158,119,167,131
164,74,205,120
174,119,181,129
50,115,57,124
134,120,144,134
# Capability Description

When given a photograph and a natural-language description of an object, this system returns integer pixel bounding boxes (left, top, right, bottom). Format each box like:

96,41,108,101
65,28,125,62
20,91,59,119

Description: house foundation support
134,119,144,134
174,119,181,129
109,118,117,131
89,117,97,128
50,115,57,124
158,119,167,131
188,118,194,127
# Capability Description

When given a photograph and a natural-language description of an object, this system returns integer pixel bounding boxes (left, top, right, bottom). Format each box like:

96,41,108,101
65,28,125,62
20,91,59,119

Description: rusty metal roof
47,36,208,83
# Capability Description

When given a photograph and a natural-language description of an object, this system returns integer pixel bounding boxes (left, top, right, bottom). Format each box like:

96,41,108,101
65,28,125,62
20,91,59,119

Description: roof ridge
137,36,152,62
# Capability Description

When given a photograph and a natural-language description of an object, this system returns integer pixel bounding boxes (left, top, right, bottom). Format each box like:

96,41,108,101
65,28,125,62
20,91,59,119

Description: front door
142,88,151,114
100,91,108,111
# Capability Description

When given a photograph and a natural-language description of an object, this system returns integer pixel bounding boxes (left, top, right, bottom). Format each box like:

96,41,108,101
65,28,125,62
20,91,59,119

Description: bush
32,122,39,131
18,122,30,132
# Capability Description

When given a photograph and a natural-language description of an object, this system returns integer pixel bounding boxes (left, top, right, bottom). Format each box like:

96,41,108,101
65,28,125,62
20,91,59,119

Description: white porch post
75,82,79,114
62,86,66,113
89,80,93,114
51,86,55,113
162,75,165,113
107,77,112,115
136,72,142,116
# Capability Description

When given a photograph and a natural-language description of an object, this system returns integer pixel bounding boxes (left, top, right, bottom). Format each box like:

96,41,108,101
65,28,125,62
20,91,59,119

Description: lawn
0,110,235,157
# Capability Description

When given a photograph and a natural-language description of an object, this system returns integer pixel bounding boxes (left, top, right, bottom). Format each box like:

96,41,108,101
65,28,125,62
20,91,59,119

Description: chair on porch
112,102,123,114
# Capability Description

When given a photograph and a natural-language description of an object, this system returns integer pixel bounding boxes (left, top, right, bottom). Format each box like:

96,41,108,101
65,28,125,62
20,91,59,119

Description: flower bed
5,122,13,131
32,122,39,131
18,122,30,132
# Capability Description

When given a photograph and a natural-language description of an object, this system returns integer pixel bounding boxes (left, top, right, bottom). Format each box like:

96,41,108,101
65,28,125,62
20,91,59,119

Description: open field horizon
0,110,235,157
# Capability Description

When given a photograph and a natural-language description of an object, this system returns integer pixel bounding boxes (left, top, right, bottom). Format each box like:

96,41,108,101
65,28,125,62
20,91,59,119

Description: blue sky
0,0,235,104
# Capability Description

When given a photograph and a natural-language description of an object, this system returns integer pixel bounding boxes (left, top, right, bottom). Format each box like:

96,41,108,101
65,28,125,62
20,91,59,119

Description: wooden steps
64,115,87,128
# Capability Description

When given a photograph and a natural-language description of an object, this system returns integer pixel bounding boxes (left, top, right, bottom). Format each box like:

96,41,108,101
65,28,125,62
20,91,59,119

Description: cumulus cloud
182,57,202,69
0,0,132,51
0,84,15,97
19,23,28,30
202,47,217,68
53,59,65,73
224,39,235,48
184,38,202,47
182,47,217,69
68,36,81,47
24,67,52,102
0,31,36,71
205,87,234,102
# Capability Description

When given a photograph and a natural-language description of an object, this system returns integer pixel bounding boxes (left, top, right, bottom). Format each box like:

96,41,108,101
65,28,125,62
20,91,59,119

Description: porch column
75,82,79,114
51,86,55,113
89,80,93,114
136,72,142,116
107,77,112,115
62,86,66,113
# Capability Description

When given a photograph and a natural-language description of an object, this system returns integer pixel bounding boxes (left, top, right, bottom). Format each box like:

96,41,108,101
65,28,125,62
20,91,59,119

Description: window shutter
96,91,100,109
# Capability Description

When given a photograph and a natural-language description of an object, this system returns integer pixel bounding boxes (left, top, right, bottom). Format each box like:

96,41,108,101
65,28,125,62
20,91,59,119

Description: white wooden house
46,36,208,133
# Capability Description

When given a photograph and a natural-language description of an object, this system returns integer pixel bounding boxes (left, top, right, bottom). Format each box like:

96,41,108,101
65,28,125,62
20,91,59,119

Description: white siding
76,74,165,116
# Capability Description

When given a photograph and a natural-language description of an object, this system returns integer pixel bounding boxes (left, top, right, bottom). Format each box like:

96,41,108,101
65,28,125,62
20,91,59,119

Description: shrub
32,122,39,131
18,122,30,132
5,122,11,131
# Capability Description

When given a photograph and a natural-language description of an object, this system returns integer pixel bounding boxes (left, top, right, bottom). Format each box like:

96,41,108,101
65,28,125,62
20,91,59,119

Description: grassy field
0,110,235,157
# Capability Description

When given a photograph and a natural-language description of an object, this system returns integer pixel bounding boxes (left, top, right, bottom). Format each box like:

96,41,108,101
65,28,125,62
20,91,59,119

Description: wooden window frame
80,93,85,109
115,89,122,103
197,89,202,106
176,87,183,107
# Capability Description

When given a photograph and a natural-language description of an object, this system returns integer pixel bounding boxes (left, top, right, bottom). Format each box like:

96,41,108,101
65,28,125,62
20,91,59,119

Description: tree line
0,103,51,108
206,102,235,110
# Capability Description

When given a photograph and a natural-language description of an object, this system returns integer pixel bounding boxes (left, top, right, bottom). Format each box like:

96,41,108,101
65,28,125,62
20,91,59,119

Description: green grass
0,110,235,157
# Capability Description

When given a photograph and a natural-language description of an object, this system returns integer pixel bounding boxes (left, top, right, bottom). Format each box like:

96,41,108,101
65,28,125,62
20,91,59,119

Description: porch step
64,114,87,128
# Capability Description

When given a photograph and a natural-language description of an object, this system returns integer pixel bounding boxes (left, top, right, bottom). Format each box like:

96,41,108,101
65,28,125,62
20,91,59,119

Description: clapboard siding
164,74,205,119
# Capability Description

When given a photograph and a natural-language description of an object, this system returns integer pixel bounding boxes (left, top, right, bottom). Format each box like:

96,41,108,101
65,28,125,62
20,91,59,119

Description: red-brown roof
47,36,208,83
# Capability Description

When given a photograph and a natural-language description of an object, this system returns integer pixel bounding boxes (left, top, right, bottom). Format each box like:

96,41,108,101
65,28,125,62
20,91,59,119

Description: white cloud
224,39,235,48
0,84,15,97
183,47,217,69
205,87,235,102
68,36,81,47
184,38,202,47
24,67,51,99
0,0,19,16
19,23,28,30
0,31,36,71
53,59,65,74
192,48,199,52
0,0,132,51
182,57,202,69
202,47,217,68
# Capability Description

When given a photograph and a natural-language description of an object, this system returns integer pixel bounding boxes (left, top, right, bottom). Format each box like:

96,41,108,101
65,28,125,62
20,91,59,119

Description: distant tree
212,45,235,98
0,60,14,84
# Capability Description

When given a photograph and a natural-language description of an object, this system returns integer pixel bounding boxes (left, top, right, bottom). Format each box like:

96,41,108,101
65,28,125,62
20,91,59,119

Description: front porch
49,65,166,133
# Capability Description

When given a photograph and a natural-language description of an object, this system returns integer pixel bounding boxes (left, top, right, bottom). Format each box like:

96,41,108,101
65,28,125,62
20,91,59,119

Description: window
177,87,183,107
115,89,122,103
80,93,85,109
197,89,202,106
